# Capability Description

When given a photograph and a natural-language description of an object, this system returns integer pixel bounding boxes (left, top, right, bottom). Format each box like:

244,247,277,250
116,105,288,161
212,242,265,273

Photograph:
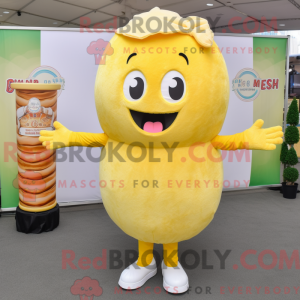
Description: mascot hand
244,119,283,150
39,121,72,150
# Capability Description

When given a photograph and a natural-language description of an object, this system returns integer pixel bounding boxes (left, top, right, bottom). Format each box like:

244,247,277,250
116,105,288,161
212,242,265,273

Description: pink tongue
143,121,163,133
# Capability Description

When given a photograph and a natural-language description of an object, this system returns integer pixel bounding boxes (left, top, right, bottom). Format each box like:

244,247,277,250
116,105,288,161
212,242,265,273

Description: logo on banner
6,66,65,96
29,66,65,96
87,39,114,65
232,68,279,102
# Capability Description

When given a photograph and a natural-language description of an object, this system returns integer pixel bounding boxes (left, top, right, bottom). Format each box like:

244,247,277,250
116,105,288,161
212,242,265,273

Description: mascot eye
123,71,147,101
161,71,186,103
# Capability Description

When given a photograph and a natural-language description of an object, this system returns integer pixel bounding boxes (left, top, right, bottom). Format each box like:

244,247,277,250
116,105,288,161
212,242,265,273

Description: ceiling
0,0,299,33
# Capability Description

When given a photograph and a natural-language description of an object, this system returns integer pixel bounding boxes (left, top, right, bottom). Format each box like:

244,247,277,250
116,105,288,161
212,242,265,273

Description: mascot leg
137,241,154,267
163,242,178,267
118,240,157,290
162,243,189,294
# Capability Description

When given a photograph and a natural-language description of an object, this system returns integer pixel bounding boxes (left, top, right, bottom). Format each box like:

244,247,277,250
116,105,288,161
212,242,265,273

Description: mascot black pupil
169,77,184,100
130,77,144,99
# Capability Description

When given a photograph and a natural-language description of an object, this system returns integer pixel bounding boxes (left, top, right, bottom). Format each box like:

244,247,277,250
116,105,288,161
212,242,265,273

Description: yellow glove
212,119,283,151
39,121,108,150
243,119,283,150
39,121,71,150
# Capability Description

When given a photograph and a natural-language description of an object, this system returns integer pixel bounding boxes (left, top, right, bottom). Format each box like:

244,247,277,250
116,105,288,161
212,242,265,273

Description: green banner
0,30,40,209
250,37,287,186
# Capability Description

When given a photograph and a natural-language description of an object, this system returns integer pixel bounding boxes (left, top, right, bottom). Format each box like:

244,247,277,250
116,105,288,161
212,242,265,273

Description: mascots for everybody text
40,8,283,294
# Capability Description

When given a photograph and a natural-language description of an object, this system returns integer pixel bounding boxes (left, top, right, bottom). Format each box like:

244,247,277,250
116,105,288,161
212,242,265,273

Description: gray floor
0,187,299,300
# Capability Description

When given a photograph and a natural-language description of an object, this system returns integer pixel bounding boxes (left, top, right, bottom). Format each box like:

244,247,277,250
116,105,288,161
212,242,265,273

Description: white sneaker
161,260,189,294
118,258,157,290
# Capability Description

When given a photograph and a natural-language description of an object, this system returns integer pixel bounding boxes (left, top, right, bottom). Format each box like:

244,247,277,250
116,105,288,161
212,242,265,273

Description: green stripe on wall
250,37,286,186
0,30,40,208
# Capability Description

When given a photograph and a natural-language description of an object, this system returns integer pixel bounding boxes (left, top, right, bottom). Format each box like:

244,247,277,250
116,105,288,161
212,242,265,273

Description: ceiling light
3,11,9,14
207,3,213,6
279,24,285,26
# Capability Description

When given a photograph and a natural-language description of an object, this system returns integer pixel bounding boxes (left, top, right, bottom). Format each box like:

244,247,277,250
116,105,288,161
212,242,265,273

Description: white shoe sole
163,280,189,294
118,268,157,290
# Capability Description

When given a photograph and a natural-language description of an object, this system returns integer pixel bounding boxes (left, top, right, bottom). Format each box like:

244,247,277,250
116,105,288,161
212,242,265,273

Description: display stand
15,204,59,234
11,83,61,233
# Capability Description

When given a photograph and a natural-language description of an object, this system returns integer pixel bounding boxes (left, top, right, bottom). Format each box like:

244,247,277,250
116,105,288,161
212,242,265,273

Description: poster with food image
12,83,60,212
17,96,54,136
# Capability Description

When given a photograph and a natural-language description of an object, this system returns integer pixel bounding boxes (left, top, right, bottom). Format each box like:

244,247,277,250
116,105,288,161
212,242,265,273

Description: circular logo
232,68,260,102
28,66,65,97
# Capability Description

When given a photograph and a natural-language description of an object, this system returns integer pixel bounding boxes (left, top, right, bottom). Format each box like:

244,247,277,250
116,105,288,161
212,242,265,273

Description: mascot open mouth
130,110,178,133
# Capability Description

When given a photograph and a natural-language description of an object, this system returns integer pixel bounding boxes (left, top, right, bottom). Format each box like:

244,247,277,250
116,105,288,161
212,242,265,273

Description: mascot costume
40,7,283,294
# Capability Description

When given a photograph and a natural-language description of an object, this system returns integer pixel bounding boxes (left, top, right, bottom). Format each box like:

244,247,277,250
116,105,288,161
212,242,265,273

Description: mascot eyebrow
126,52,189,65
179,53,189,65
127,53,137,64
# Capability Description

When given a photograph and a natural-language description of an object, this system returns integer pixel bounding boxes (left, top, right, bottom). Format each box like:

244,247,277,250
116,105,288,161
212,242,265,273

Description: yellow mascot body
40,7,283,293
97,32,227,245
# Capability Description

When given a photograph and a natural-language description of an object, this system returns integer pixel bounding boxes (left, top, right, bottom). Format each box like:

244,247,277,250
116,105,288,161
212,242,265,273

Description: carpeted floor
0,187,299,300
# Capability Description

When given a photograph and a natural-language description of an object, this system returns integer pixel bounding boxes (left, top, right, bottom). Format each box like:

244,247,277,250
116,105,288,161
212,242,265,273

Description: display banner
215,36,287,188
250,37,287,186
0,29,287,209
0,30,41,209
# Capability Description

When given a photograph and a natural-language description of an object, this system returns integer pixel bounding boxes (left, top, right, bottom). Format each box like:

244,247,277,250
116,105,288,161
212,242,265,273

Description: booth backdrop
0,29,287,209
